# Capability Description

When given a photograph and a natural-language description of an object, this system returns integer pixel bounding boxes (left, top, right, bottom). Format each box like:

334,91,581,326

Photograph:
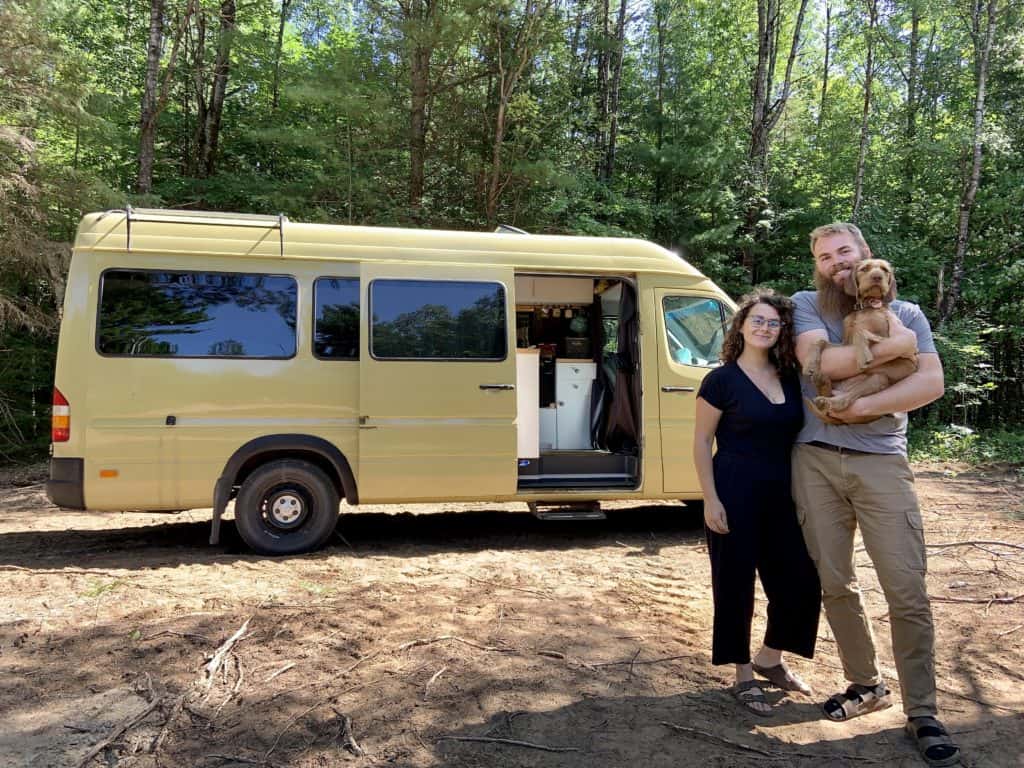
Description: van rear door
357,264,517,502
654,289,732,495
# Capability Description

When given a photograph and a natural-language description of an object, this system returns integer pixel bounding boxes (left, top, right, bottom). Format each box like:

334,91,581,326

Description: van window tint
371,279,507,360
97,270,297,358
314,278,360,359
662,296,731,367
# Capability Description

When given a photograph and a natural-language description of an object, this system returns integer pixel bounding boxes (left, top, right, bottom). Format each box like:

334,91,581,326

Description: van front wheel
234,460,339,555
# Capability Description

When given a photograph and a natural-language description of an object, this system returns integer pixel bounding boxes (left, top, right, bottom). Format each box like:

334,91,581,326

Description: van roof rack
122,205,288,256
494,224,529,235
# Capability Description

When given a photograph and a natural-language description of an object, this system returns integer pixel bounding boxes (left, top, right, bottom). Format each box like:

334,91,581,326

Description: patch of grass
909,424,1024,467
298,581,336,596
82,579,123,598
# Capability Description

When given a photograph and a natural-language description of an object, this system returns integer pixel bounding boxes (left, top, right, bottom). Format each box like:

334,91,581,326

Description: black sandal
822,683,892,721
732,680,773,717
906,716,961,767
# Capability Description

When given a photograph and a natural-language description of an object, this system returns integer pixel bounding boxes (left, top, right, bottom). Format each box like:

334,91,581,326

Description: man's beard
815,268,857,318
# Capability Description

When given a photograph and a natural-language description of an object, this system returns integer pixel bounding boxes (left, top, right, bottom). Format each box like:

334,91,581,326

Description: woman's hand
704,498,729,534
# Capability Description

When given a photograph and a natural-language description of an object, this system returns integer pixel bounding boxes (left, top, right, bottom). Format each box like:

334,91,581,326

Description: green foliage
909,424,1024,466
1,0,1023,464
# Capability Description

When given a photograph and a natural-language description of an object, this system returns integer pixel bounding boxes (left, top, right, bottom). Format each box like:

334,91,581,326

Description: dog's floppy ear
885,268,897,303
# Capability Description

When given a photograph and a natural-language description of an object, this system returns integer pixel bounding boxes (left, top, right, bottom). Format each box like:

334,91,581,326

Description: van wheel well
234,451,344,500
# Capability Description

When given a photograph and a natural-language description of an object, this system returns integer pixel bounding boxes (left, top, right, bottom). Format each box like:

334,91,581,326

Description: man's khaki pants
792,443,936,718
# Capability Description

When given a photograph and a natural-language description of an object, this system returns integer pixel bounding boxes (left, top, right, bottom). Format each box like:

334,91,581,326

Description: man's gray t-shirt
792,291,937,455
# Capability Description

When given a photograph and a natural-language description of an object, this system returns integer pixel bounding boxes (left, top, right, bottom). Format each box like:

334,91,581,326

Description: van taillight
52,388,70,442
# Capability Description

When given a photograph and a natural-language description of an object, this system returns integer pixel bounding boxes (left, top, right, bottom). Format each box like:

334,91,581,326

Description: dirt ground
0,462,1022,768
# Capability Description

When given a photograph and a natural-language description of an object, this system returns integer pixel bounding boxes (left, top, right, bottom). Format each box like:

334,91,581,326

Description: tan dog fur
803,258,919,425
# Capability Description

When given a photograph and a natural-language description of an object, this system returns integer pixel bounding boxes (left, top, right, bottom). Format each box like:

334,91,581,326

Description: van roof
74,208,706,279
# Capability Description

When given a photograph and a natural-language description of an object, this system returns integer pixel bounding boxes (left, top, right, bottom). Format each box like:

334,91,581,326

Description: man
791,223,959,767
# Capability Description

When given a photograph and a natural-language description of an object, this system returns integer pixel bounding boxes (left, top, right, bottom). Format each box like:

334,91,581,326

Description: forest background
1,0,1022,465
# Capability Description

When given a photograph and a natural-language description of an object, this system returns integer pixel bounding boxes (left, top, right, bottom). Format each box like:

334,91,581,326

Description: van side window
370,279,507,360
314,278,359,359
97,270,297,358
662,296,731,367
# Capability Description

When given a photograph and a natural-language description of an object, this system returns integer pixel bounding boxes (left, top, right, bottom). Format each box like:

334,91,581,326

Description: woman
693,288,821,716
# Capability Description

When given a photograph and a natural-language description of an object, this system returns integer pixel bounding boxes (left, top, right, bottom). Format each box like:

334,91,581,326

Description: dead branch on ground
398,634,513,653
436,735,579,752
660,722,888,763
931,592,1023,605
331,709,365,756
75,696,165,768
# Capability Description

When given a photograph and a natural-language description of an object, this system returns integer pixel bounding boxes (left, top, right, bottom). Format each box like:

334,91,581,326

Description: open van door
357,263,518,502
655,290,733,495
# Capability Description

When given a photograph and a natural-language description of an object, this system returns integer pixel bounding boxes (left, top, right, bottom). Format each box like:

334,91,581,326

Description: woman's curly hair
720,288,799,374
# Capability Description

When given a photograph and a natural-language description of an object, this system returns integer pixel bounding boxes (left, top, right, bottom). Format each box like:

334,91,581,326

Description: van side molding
209,434,358,545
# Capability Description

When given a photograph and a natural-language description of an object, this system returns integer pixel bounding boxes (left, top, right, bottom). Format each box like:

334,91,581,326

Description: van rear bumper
46,458,85,509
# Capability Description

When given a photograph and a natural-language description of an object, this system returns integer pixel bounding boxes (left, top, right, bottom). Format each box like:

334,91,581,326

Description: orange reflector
99,469,119,479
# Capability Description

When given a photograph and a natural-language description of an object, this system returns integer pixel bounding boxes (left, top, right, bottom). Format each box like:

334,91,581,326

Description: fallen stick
996,624,1023,637
263,662,295,682
75,697,164,768
931,593,1023,605
592,653,690,668
436,735,579,753
927,540,1024,552
332,709,365,756
660,722,887,763
398,635,512,653
203,618,251,689
424,665,448,696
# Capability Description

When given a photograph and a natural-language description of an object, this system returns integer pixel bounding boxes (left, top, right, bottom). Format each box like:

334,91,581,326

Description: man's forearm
819,335,916,379
839,354,945,419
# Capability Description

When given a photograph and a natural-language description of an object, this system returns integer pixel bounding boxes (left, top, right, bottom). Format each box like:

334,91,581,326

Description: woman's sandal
752,662,812,695
906,716,961,767
822,683,892,721
732,680,773,717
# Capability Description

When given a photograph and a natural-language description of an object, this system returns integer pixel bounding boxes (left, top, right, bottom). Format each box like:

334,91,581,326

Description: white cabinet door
555,362,596,450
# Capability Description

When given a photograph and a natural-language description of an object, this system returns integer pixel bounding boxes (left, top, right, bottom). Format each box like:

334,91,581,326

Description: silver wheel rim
270,493,304,525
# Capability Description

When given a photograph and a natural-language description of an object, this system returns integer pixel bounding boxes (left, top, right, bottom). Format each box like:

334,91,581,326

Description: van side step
528,501,606,521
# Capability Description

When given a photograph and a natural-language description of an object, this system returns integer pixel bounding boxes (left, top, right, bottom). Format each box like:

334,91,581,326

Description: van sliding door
357,264,517,502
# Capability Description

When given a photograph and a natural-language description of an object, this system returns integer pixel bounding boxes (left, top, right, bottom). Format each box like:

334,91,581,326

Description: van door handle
479,383,515,391
661,386,695,393
358,415,377,429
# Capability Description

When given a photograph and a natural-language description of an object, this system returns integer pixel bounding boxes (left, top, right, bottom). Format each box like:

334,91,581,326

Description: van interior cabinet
515,350,539,458
555,361,597,450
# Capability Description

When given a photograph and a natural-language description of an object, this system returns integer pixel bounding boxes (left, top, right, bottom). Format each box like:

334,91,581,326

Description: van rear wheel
234,460,339,555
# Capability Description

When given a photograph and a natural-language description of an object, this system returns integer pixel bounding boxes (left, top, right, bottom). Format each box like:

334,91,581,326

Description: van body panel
654,287,735,495
357,262,517,502
48,210,737,551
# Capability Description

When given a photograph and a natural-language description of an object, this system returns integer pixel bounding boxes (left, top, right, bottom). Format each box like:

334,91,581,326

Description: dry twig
332,708,365,756
263,662,295,682
398,635,512,653
931,593,1023,605
436,735,579,752
75,697,164,768
660,722,887,763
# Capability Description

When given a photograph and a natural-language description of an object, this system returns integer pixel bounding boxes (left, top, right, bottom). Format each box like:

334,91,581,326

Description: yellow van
46,208,734,554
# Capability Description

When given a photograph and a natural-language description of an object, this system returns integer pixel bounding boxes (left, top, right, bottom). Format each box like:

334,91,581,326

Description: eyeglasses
747,316,783,330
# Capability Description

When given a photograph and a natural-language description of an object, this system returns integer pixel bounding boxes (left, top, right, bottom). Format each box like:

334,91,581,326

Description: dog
803,258,919,425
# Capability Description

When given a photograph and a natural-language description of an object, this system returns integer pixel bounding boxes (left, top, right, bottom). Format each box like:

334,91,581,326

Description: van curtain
590,284,640,453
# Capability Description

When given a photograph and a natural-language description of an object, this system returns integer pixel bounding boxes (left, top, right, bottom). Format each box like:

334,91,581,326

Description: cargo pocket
904,506,927,572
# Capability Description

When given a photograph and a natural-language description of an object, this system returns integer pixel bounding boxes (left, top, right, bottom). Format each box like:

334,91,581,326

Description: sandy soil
0,462,1022,768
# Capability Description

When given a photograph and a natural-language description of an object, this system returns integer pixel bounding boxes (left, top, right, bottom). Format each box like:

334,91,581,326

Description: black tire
234,459,340,555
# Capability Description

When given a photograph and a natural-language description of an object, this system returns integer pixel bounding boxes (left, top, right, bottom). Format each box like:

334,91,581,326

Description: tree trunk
901,3,921,227
817,2,830,134
409,39,431,211
653,0,666,206
851,0,878,222
485,0,552,226
271,0,292,111
595,0,610,180
940,0,999,324
602,0,627,183
200,0,236,178
744,0,809,277
191,10,208,177
137,0,166,195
